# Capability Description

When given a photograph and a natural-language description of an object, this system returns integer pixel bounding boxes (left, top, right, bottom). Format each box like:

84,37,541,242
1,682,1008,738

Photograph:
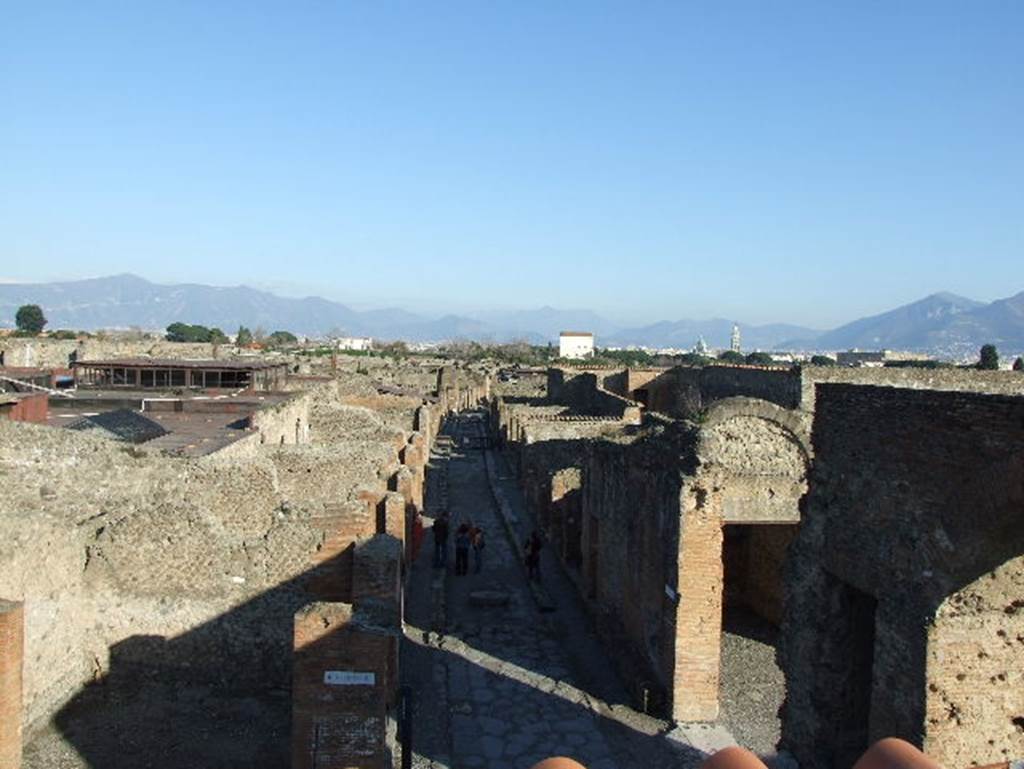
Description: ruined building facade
0,351,488,768
495,364,1024,768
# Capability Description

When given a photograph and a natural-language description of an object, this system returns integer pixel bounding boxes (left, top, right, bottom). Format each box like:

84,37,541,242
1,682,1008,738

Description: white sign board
324,670,376,686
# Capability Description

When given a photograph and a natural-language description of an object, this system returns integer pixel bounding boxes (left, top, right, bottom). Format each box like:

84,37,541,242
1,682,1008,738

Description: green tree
809,355,836,366
1013,356,1023,372
978,344,999,370
379,340,409,357
15,304,47,334
677,353,710,367
165,322,212,342
266,330,298,348
745,351,774,366
236,326,254,346
717,350,745,364
208,327,229,344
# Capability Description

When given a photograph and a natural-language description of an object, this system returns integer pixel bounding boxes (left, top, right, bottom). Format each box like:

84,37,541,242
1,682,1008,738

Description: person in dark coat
432,512,450,568
525,530,543,581
455,522,472,576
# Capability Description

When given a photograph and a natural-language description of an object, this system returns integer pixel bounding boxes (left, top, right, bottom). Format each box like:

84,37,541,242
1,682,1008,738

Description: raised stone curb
481,448,557,612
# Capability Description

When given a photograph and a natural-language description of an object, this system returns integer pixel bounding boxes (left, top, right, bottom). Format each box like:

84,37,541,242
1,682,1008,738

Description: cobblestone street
401,412,716,769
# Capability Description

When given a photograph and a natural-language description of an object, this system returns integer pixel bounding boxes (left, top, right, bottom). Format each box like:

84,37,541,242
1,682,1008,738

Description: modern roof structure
71,358,288,391
67,409,169,444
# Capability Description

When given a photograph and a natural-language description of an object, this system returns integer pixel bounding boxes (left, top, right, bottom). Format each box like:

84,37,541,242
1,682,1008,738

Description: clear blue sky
1,2,1021,327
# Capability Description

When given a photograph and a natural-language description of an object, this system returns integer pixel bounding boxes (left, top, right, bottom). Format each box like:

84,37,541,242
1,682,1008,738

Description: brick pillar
292,601,397,769
393,467,418,517
357,489,386,521
352,537,403,700
309,500,373,602
380,493,406,542
415,406,433,448
0,599,24,769
352,535,403,612
402,431,427,471
672,487,724,722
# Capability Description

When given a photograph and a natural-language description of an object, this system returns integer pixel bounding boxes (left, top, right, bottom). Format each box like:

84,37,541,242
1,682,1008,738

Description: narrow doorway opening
719,523,797,754
830,577,878,769
550,468,582,572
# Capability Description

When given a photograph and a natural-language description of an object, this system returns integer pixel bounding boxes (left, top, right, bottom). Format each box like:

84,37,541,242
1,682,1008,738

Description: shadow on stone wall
44,553,340,769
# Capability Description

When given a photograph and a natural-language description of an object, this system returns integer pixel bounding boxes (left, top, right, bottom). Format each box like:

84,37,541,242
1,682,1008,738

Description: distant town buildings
694,336,709,355
730,323,741,353
559,331,594,359
835,349,931,367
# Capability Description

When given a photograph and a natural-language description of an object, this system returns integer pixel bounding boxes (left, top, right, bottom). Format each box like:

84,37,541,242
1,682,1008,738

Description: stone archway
699,396,812,525
670,398,811,726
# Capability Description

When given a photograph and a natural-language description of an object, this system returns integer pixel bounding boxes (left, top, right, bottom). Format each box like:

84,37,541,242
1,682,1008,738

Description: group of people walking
432,512,485,575
432,510,545,583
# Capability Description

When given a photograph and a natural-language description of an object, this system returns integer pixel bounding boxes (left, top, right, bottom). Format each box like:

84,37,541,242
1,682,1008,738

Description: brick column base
0,599,24,769
292,601,398,769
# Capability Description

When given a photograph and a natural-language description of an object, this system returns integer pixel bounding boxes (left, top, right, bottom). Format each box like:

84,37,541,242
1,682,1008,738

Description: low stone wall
249,390,313,445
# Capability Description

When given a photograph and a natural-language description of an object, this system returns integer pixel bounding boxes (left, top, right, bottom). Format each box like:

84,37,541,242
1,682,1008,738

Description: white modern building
335,336,373,351
559,331,595,359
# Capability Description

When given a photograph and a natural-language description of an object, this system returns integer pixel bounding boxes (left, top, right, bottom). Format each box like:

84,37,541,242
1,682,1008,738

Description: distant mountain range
1,274,1022,356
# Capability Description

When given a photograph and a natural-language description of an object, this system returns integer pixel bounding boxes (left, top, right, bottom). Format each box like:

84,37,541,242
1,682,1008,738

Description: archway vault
697,397,812,524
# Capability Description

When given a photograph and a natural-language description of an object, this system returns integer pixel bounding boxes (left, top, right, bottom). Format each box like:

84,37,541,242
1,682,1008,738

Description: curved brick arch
700,396,813,464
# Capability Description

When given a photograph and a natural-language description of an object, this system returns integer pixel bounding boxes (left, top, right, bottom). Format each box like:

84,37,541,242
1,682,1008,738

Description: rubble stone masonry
780,384,1024,769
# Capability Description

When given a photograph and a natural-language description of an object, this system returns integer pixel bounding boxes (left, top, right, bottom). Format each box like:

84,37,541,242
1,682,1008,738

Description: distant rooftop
559,331,593,337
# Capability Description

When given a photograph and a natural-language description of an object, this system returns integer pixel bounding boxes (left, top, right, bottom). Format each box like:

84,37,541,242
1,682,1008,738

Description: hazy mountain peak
1,275,1021,354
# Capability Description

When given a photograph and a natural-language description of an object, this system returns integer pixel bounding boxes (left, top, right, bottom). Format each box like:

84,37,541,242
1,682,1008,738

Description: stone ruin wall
635,363,1024,421
545,368,641,419
497,402,702,718
581,436,691,714
497,364,1024,755
0,372,437,739
638,366,801,419
249,390,314,446
0,420,312,729
927,556,1024,768
800,364,1024,407
0,338,232,369
780,384,1024,769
